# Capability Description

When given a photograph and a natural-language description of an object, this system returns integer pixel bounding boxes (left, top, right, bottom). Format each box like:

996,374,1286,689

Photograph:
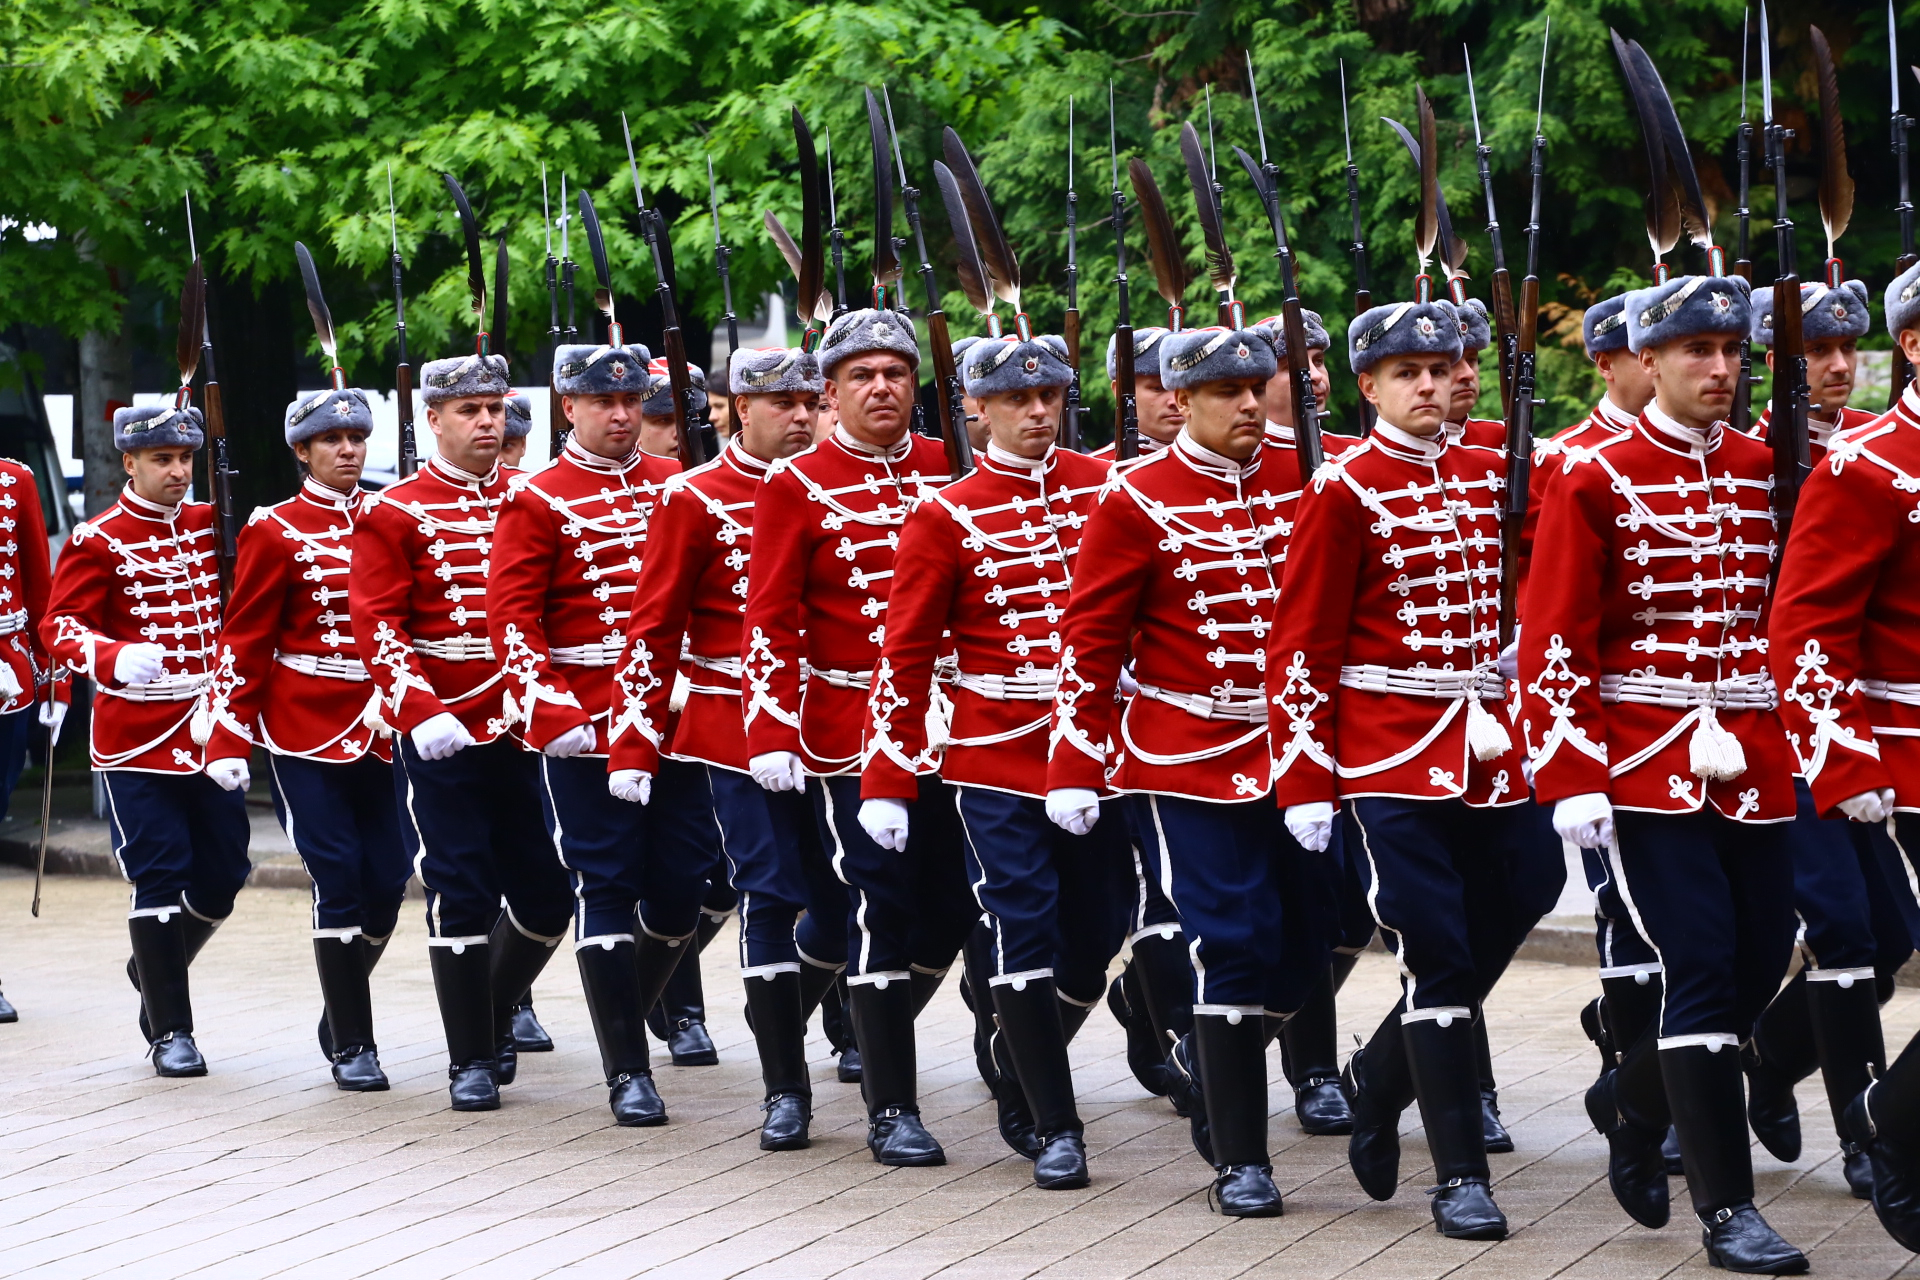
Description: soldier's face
963,393,988,452
1174,376,1266,462
1804,337,1859,417
564,391,643,461
981,384,1061,459
737,390,819,463
1595,348,1656,416
638,414,680,457
826,354,916,446
1642,334,1741,429
294,428,367,493
1358,354,1453,435
1130,373,1184,444
1447,350,1483,422
498,436,527,467
426,395,504,471
122,446,195,506
1263,349,1330,428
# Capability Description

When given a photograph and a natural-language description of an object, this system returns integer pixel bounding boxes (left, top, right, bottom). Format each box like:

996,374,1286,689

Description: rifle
1062,97,1084,451
183,196,237,592
387,167,418,476
1109,84,1141,460
544,165,565,457
1339,61,1377,435
1813,25,1857,418
1761,3,1811,568
1500,23,1551,649
621,113,712,466
1733,12,1756,434
863,91,929,441
1464,48,1519,418
879,88,972,477
708,156,739,367
824,129,849,319
1894,0,1918,405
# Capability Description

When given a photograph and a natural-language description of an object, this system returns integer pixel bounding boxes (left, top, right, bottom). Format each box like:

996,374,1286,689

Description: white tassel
189,697,212,747
0,662,23,703
1688,706,1748,781
1466,698,1513,762
360,693,392,735
925,684,955,752
669,671,692,714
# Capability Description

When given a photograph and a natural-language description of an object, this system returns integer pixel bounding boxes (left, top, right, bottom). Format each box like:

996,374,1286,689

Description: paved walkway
2,868,1917,1279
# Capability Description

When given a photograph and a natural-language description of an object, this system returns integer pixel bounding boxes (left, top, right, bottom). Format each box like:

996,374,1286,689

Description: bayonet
622,111,709,465
1761,2,1810,571
544,165,565,456
387,165,417,476
1335,58,1375,434
1110,82,1140,460
184,193,237,588
1465,45,1519,415
824,128,848,316
1737,9,1754,280
1063,97,1084,450
1500,17,1550,647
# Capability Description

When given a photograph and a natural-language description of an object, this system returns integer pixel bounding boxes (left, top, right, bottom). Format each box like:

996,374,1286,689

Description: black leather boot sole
1108,968,1173,1098
868,1110,946,1166
1480,1090,1514,1154
667,1019,718,1066
0,990,17,1022
837,1046,863,1084
1033,1131,1089,1189
511,1001,555,1051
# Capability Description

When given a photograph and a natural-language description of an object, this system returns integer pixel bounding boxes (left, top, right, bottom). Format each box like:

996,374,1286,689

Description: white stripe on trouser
505,902,566,946
1886,818,1920,906
797,946,843,972
954,788,1003,976
400,763,444,938
1129,922,1180,947
313,926,362,941
1806,966,1875,987
1660,1032,1739,1052
1346,803,1423,1013
267,755,319,932
537,757,592,942
1146,796,1209,1004
1603,832,1690,1048
819,778,876,977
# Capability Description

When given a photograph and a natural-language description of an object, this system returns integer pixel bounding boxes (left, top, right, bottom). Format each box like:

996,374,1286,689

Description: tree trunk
77,324,132,519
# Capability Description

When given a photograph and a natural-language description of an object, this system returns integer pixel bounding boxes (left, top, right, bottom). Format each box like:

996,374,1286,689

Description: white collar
300,477,359,509
1442,419,1466,441
120,485,183,522
427,453,497,486
1643,401,1723,456
984,441,1052,473
1263,420,1296,446
833,425,913,461
1174,428,1258,478
1370,418,1447,461
724,436,773,476
1596,395,1640,430
563,436,642,474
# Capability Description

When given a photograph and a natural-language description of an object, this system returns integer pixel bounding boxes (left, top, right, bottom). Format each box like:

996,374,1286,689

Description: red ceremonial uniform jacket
208,479,384,765
1268,422,1519,809
1750,404,1879,466
0,459,60,715
1447,416,1506,449
612,437,771,777
486,440,678,756
1047,433,1286,803
1087,435,1170,465
350,455,515,743
1769,389,1920,814
1522,398,1638,572
740,428,950,776
861,444,1108,801
44,487,222,773
1520,407,1795,820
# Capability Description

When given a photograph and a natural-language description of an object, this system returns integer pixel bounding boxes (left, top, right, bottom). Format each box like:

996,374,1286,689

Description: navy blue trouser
268,752,409,937
708,764,850,971
1880,814,1920,953
1128,791,1319,1012
396,737,572,941
538,753,709,942
954,787,1130,1006
1330,808,1378,954
103,769,252,918
1345,797,1566,1015
815,773,975,981
1786,777,1915,980
1119,801,1183,938
1609,806,1796,1043
1582,842,1662,974
0,705,31,819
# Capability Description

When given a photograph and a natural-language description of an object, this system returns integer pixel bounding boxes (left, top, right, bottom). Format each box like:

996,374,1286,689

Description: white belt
1860,678,1920,707
809,666,873,691
108,671,213,703
1135,682,1268,724
550,639,626,667
1600,672,1777,710
954,669,1060,701
413,636,496,662
1338,663,1501,700
690,653,743,678
0,609,28,637
274,651,370,682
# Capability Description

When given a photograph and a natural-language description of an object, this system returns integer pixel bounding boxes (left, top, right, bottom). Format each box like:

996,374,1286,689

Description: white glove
411,711,475,761
859,798,911,852
608,769,653,805
749,750,807,793
1285,801,1336,852
1497,638,1520,684
114,642,167,687
1117,665,1141,697
206,757,250,792
1045,788,1102,836
543,723,597,758
1553,791,1615,849
1838,788,1897,824
38,700,66,744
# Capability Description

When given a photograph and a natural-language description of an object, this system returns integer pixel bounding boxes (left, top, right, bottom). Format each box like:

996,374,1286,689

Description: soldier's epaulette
504,470,535,497
1309,455,1348,490
764,455,795,479
360,490,387,513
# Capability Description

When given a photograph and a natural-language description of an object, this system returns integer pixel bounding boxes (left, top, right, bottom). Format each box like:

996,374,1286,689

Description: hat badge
1415,316,1437,337
611,361,627,379
1023,356,1039,373
870,321,893,341
1710,292,1733,313
331,398,354,418
1831,302,1849,321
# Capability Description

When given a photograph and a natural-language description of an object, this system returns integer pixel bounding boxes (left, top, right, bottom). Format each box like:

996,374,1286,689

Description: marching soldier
1523,273,1809,1273
1089,327,1180,460
613,343,851,1151
349,352,576,1113
639,358,707,459
500,393,534,469
1749,280,1878,457
739,307,975,1166
949,335,989,453
1442,298,1502,446
1048,321,1302,1217
859,330,1118,1189
45,405,250,1077
207,388,406,1092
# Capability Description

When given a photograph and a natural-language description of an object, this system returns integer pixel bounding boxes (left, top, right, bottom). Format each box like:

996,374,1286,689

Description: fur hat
1104,326,1170,382
553,343,653,397
963,334,1074,398
114,404,204,453
1250,310,1330,363
1625,275,1752,353
1348,300,1464,375
1887,261,1920,339
1452,297,1492,353
1582,294,1632,357
818,307,921,375
503,394,533,440
951,335,982,373
643,359,708,418
729,346,823,396
284,388,375,446
1752,279,1871,348
419,353,510,406
1158,326,1279,390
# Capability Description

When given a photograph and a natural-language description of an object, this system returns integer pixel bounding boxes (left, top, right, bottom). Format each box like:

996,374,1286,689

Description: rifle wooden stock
1497,274,1539,648
1280,299,1322,485
1114,322,1139,460
395,362,417,476
1353,285,1377,435
1490,267,1518,417
1894,250,1919,406
924,309,973,478
202,379,237,597
1062,309,1083,451
1771,274,1812,575
660,324,710,468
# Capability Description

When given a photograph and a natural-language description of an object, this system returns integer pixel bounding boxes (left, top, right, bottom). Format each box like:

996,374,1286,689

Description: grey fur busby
643,359,708,419
951,335,982,371
1888,261,1920,339
553,343,653,397
114,404,204,453
962,334,1074,398
1452,297,1492,352
729,346,823,397
1625,275,1752,353
503,394,532,440
1752,280,1871,348
1158,326,1279,390
1582,294,1632,357
818,307,921,376
419,353,510,406
1250,310,1330,363
1105,326,1170,382
1348,300,1464,375
284,388,374,446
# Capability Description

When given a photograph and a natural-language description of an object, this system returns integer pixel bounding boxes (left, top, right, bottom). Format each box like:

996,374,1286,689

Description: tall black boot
1472,1009,1513,1154
1807,972,1887,1199
1130,929,1196,1117
1330,949,1360,992
487,915,561,1086
744,970,812,1149
634,931,693,1028
131,910,222,1044
508,990,555,1053
0,981,14,1023
1663,1044,1808,1274
577,939,666,1126
1282,965,1353,1136
1847,1035,1920,1251
129,913,205,1077
428,943,498,1111
798,959,841,1020
1109,962,1173,1097
1405,1015,1507,1240
849,978,944,1166
1600,971,1665,1061
650,910,725,1065
910,964,950,1017
819,973,861,1083
314,936,387,1091
993,978,1089,1189
1744,970,1816,1162
323,931,396,1059
960,923,1001,1089
1343,1011,1409,1201
1585,1031,1671,1228
1059,991,1095,1044
1194,1010,1282,1217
